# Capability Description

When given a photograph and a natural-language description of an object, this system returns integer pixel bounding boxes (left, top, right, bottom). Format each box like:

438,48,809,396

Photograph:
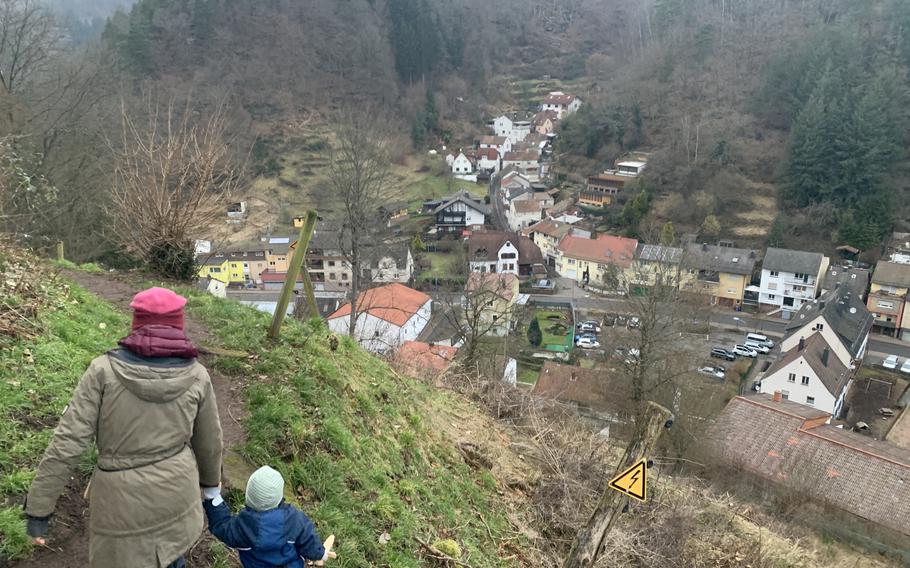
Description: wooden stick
268,210,318,341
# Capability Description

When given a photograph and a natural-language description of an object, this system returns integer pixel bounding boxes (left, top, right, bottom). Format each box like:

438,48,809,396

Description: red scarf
119,325,199,359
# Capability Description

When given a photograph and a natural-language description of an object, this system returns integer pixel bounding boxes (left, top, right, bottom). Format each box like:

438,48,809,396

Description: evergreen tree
660,222,675,246
527,318,543,347
424,89,438,134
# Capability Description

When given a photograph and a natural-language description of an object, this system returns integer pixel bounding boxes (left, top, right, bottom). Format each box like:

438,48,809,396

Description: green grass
172,287,521,567
0,284,127,560
420,252,461,280
534,310,573,350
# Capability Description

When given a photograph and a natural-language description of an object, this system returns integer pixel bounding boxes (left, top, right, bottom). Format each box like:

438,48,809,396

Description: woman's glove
202,486,223,507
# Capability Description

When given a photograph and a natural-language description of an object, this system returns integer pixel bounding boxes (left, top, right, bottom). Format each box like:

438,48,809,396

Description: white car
576,321,602,333
744,341,770,355
883,355,899,370
733,344,758,358
698,366,725,379
576,337,600,349
901,360,910,374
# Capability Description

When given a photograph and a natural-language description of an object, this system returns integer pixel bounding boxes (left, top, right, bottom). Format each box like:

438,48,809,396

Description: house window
877,300,895,310
269,262,276,266
781,390,789,400
806,396,815,405
801,376,810,385
341,273,348,280
769,271,779,277
787,373,796,383
374,331,380,338
501,252,517,259
793,285,806,292
814,323,824,331
568,259,576,265
767,294,776,300
211,267,221,273
329,273,336,280
329,261,336,267
768,283,778,290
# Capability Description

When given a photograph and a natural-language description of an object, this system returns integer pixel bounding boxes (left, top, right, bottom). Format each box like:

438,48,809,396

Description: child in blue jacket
203,466,335,568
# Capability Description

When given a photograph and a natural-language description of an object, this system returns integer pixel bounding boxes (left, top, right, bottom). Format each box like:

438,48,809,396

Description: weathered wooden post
563,401,673,568
55,241,64,262
268,210,318,341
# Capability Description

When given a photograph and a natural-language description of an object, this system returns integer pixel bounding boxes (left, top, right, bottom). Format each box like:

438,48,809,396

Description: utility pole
268,210,318,341
563,401,673,568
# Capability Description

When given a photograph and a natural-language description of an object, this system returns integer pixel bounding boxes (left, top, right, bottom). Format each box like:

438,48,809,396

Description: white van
745,333,773,348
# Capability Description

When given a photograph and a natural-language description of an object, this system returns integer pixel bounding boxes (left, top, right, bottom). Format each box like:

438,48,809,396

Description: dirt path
10,270,248,568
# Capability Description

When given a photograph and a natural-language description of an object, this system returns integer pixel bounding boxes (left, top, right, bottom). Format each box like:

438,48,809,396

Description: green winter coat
26,351,223,568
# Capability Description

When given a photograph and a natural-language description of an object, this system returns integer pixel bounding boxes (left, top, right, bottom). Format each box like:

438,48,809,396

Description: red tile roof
503,151,539,162
523,218,572,239
511,200,542,214
396,341,458,373
475,147,500,160
532,362,616,408
327,283,430,327
558,234,638,269
543,93,577,105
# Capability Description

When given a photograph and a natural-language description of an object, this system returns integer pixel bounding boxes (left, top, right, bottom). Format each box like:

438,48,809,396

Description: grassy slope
0,282,128,559
177,288,522,567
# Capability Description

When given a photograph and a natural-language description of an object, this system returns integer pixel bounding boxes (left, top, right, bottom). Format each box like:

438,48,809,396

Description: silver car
733,344,758,358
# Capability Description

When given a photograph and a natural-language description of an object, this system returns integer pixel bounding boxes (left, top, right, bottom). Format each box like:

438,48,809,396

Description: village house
393,341,459,378
198,246,270,287
508,198,543,231
492,114,513,139
378,202,409,226
195,275,227,298
867,260,910,339
292,226,352,291
615,160,647,176
466,272,521,337
509,118,532,144
709,393,910,537
474,147,501,173
467,230,545,278
326,283,432,353
759,248,830,316
780,286,873,369
523,218,574,268
447,151,475,177
822,264,870,300
361,241,414,285
502,151,540,180
540,92,582,119
532,110,559,135
681,243,757,307
478,135,511,157
757,334,852,416
429,189,490,235
626,244,684,290
556,234,638,287
580,172,632,207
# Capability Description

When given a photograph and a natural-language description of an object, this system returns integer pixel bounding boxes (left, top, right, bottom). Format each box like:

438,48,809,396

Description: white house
759,248,830,315
450,152,474,176
362,242,414,285
758,334,852,417
474,147,500,173
616,161,647,176
479,135,511,157
501,170,532,192
502,151,539,181
540,92,582,118
780,286,874,369
431,189,489,234
196,276,227,298
326,283,432,353
466,231,545,277
509,120,532,144
492,115,513,138
508,199,543,231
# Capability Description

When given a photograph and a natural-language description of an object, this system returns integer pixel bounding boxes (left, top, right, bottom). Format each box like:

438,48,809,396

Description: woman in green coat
25,288,223,568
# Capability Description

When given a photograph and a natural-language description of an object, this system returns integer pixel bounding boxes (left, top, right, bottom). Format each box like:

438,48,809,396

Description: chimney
798,337,806,351
822,347,830,367
819,300,825,309
773,390,782,403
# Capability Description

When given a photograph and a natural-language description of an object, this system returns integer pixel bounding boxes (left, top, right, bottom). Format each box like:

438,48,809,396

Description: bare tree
444,271,523,366
109,96,241,279
325,107,394,336
0,0,55,97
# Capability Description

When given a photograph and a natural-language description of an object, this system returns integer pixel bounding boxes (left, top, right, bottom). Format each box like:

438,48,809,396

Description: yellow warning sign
608,458,647,502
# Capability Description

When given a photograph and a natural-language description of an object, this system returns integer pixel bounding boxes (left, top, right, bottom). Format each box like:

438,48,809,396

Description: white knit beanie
245,466,285,511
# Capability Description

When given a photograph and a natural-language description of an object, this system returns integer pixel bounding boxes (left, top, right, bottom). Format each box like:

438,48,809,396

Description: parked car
883,355,899,370
603,314,617,327
746,333,774,348
901,360,910,375
576,337,600,349
574,333,597,344
733,344,758,358
698,366,725,379
711,348,736,361
627,316,641,329
744,341,770,355
576,320,602,333
616,315,628,327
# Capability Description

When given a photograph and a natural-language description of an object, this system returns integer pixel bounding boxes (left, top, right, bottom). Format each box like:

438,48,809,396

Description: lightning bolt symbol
630,470,641,485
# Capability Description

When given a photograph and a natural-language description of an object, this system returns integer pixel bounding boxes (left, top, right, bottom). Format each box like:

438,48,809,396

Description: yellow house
198,255,230,282
867,261,910,337
682,243,757,306
523,218,572,267
625,244,683,290
556,234,638,288
466,272,520,337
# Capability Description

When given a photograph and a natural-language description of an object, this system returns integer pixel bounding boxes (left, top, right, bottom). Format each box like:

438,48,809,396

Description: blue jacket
203,499,326,568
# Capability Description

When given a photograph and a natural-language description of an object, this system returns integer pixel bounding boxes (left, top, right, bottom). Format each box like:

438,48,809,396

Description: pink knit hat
130,287,187,331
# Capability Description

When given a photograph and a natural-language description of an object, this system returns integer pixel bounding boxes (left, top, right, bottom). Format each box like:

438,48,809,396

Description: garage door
565,269,577,280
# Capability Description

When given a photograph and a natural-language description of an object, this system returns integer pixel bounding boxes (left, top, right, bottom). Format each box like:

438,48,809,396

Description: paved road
487,175,509,231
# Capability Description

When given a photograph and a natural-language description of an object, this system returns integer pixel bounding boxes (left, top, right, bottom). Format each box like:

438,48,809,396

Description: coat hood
107,352,199,403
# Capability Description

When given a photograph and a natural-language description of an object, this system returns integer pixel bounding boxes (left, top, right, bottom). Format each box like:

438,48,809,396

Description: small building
757,334,852,416
580,173,632,207
431,189,490,235
682,243,758,307
378,202,409,225
449,152,475,176
626,244,684,290
502,151,540,180
532,110,559,135
540,92,582,119
759,248,830,316
326,283,432,353
532,362,627,425
821,264,870,300
867,261,910,339
394,341,459,378
523,218,573,267
478,135,511,157
556,234,638,287
492,115,513,139
709,394,910,537
362,242,414,285
467,230,545,278
615,161,647,176
227,201,248,220
195,276,227,298
781,286,873,368
474,147,501,173
466,272,520,336
508,199,543,231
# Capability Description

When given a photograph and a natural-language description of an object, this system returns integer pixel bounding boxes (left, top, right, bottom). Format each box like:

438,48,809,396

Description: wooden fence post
563,401,673,568
268,211,318,341
55,241,64,262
